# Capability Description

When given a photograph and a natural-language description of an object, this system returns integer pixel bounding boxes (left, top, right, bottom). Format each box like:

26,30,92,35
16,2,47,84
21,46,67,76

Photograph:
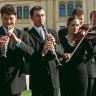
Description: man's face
31,9,45,27
1,13,16,29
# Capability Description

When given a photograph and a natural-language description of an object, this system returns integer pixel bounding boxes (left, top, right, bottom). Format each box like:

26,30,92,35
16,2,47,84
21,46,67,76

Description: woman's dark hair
90,9,96,19
67,16,79,26
30,6,44,16
0,4,16,15
72,8,84,16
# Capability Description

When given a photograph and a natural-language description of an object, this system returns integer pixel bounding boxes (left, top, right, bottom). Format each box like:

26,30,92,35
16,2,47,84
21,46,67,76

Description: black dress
58,34,93,96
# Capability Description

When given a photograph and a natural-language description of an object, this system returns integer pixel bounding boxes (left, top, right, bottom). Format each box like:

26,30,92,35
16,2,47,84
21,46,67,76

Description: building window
67,2,74,16
17,6,22,19
75,1,82,8
23,6,29,19
59,3,66,17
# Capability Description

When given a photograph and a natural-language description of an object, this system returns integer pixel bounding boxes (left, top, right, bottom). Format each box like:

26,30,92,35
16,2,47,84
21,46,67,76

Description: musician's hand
7,32,20,44
47,34,56,46
42,41,55,54
70,40,77,46
62,53,71,60
0,36,9,48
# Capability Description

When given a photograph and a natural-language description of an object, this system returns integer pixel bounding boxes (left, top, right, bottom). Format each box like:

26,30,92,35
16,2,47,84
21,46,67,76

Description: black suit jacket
86,37,96,78
27,27,64,93
0,26,33,95
58,27,68,47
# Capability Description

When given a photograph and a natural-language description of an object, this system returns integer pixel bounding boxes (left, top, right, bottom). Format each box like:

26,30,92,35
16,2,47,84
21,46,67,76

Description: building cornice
0,0,40,1
17,0,41,1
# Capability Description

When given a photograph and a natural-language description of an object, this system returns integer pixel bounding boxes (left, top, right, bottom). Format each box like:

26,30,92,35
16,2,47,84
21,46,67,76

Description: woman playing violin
58,8,84,44
58,16,93,96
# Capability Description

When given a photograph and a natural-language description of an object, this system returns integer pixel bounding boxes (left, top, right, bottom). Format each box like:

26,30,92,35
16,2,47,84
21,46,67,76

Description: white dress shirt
34,26,45,40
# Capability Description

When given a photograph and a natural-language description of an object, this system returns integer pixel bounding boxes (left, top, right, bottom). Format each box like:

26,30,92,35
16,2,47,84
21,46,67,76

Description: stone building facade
0,0,96,32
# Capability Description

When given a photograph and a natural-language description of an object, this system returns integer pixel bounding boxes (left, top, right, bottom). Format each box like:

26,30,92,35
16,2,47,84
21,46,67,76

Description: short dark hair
90,9,96,19
67,16,79,26
72,8,84,16
30,6,44,16
0,4,16,16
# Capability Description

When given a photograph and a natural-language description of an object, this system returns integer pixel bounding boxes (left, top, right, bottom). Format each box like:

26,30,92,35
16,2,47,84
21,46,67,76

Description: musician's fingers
63,54,68,60
48,45,55,50
48,34,54,39
7,32,13,38
0,41,6,47
63,53,71,60
48,36,55,40
2,36,9,39
47,34,52,37
2,36,9,41
7,32,20,43
67,53,71,59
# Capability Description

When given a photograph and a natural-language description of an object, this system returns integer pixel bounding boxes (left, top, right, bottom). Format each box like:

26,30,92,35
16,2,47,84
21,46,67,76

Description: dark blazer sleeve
16,30,34,56
47,28,64,57
83,39,93,62
58,28,68,48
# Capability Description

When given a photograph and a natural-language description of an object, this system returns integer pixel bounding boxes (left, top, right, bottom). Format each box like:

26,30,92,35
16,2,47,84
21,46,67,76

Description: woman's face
77,15,84,26
68,18,80,35
91,12,96,25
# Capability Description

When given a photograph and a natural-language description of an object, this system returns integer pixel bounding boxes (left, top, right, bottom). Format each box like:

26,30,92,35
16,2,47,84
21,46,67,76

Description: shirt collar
34,26,41,34
3,26,14,33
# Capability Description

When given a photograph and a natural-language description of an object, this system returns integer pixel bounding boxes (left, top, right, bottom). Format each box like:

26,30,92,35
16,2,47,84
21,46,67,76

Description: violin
80,24,96,32
65,24,93,62
74,24,96,43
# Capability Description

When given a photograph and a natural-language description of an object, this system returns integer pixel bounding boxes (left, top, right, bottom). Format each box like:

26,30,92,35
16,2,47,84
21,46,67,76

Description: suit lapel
30,27,45,44
0,26,6,36
8,28,18,49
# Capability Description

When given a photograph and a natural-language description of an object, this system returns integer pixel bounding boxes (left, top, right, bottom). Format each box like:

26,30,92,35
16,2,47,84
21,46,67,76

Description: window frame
67,1,74,16
23,6,29,19
59,2,66,17
75,1,82,8
17,6,22,19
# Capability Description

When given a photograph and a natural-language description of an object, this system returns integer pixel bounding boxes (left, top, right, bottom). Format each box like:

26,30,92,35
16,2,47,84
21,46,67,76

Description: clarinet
41,23,63,69
4,27,10,57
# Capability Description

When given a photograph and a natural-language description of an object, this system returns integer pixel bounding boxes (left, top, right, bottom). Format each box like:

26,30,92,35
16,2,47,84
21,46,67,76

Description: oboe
41,23,63,69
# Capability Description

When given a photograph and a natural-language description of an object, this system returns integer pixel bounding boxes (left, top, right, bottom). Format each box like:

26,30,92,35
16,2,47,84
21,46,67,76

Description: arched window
23,6,29,19
59,3,66,17
67,2,74,16
17,6,22,19
75,1,82,8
